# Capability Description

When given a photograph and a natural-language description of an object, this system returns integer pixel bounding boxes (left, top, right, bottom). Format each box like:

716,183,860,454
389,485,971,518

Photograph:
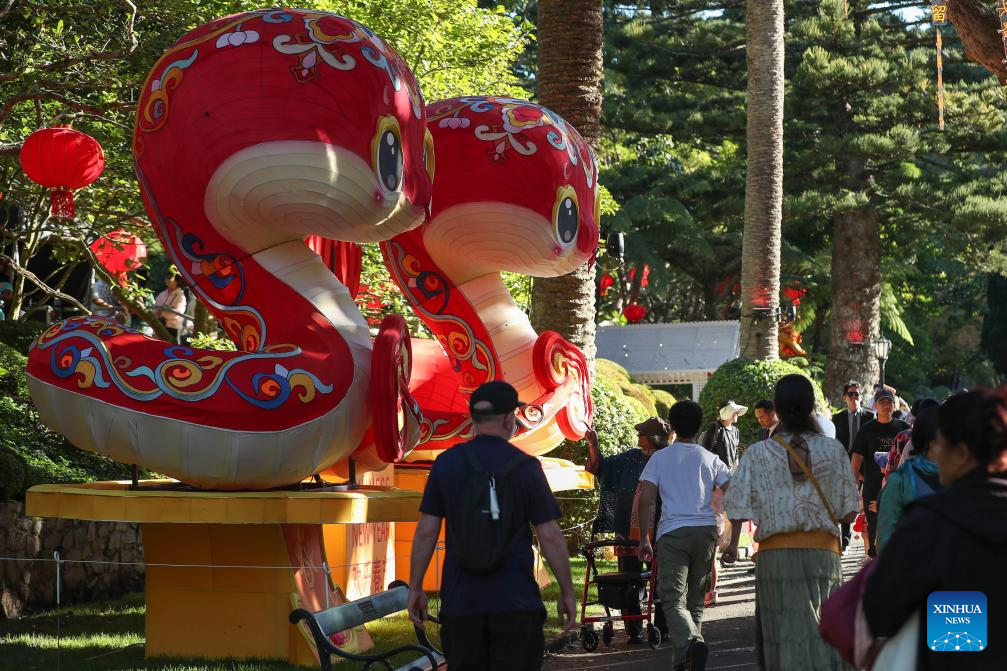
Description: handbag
869,611,919,671
771,435,840,525
819,560,877,665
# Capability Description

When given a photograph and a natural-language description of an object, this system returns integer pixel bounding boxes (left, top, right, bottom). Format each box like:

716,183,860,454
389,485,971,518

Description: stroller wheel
581,625,600,652
646,624,661,650
602,622,614,646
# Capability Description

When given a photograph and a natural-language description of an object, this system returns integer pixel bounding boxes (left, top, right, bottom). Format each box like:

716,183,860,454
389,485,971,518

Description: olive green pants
657,525,718,665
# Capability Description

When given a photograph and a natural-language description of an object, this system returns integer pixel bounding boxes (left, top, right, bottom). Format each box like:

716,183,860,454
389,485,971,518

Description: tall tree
739,0,785,359
531,0,604,362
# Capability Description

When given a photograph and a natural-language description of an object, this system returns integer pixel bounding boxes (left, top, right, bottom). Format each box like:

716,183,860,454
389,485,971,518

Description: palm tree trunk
530,0,603,363
739,0,784,360
825,207,882,401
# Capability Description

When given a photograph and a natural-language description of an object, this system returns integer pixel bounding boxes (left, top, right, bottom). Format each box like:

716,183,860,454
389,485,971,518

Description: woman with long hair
722,374,860,670
861,388,1007,670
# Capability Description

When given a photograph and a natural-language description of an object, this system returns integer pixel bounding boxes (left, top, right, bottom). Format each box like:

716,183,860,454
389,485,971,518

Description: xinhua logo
927,591,987,652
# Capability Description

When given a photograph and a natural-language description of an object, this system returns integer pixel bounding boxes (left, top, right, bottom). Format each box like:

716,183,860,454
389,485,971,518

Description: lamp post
872,337,892,387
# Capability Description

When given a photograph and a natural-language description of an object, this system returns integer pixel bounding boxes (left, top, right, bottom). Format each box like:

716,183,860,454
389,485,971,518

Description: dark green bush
0,445,26,501
0,341,140,499
0,319,47,354
699,357,826,444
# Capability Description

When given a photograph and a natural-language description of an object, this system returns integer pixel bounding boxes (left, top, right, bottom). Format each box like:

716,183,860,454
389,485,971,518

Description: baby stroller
577,538,663,650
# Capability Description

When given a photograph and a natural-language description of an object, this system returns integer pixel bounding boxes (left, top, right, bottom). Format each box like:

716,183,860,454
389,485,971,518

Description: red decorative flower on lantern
599,273,615,296
623,302,647,323
19,127,105,220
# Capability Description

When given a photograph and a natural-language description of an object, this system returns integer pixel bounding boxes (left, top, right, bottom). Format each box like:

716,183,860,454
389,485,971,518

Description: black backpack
448,445,535,575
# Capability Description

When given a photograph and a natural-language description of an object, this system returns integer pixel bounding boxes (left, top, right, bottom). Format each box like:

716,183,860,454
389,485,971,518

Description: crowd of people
405,373,1007,671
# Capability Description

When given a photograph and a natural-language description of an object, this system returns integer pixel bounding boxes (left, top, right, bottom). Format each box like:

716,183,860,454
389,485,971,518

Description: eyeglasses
846,392,860,398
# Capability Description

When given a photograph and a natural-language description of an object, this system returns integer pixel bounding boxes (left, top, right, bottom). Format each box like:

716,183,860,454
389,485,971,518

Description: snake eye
553,186,579,248
372,116,403,193
422,128,435,183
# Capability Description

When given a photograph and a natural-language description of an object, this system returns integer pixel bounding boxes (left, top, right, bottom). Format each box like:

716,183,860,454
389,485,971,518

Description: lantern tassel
50,188,75,219
936,28,945,131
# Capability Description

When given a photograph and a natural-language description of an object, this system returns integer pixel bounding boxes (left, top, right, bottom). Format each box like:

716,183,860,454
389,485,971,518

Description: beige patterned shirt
724,431,860,541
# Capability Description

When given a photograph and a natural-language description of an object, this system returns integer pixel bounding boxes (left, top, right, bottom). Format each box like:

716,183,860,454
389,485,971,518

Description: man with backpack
407,380,577,671
698,400,747,470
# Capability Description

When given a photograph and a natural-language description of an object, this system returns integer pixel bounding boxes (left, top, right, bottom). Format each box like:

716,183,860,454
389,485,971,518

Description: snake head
134,9,433,251
420,97,599,283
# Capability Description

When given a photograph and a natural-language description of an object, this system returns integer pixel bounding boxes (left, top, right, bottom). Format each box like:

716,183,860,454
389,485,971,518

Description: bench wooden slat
313,585,409,636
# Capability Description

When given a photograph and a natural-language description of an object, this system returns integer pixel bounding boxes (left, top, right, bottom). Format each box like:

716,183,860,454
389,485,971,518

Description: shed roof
596,321,741,385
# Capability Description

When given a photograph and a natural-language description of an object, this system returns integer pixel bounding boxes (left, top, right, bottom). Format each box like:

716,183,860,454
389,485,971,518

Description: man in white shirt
638,400,730,671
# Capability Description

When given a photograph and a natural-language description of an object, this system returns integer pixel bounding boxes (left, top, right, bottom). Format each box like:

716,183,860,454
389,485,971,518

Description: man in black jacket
833,381,874,551
862,388,1007,670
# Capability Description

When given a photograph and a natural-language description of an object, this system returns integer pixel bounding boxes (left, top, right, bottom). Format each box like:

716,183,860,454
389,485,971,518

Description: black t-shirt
853,418,910,499
419,434,562,616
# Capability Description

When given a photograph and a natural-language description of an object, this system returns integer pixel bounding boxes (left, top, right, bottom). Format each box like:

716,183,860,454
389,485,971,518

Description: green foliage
652,388,675,420
0,342,139,499
699,358,826,444
0,319,47,354
328,0,531,101
186,331,238,351
550,368,649,551
0,445,27,501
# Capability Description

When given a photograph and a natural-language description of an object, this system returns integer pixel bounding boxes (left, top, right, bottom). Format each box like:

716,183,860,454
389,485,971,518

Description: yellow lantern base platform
24,459,592,666
25,480,423,665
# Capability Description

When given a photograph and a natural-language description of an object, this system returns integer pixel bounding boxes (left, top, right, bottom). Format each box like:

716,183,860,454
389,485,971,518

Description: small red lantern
628,264,650,288
623,302,647,323
89,229,147,284
599,273,615,296
19,127,105,220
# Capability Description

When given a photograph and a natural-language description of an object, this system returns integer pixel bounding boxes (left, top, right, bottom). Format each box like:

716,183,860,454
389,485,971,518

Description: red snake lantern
382,97,598,461
19,127,105,219
26,10,431,488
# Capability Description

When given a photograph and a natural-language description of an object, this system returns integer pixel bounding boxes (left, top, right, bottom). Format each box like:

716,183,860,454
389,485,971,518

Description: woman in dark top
862,388,1007,670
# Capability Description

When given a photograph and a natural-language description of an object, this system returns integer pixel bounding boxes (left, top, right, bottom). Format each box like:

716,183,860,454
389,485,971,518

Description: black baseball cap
470,380,526,418
875,388,896,402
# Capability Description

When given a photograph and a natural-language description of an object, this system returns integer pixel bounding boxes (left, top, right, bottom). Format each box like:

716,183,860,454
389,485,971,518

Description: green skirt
754,548,854,671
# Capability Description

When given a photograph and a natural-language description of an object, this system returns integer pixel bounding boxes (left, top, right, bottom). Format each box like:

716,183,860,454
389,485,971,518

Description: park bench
289,580,445,671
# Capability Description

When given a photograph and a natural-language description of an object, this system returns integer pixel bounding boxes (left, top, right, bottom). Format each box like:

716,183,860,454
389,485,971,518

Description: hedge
0,319,47,355
698,357,826,445
0,341,141,500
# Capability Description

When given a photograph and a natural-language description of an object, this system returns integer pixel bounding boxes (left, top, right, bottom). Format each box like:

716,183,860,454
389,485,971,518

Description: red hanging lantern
19,127,105,220
628,264,650,288
599,273,615,296
89,229,147,283
622,302,647,323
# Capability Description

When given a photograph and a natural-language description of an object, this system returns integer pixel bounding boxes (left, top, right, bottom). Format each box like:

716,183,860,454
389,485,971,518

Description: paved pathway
544,541,867,670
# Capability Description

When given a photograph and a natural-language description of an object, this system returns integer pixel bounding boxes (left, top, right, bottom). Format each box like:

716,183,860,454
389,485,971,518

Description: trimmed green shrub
699,357,826,445
653,389,675,420
0,319,47,355
550,371,648,551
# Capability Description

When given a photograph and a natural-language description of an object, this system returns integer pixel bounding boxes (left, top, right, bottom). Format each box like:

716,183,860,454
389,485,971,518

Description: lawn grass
0,557,615,670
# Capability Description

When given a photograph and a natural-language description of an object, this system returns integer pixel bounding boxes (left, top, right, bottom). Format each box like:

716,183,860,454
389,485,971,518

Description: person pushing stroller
586,417,670,643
